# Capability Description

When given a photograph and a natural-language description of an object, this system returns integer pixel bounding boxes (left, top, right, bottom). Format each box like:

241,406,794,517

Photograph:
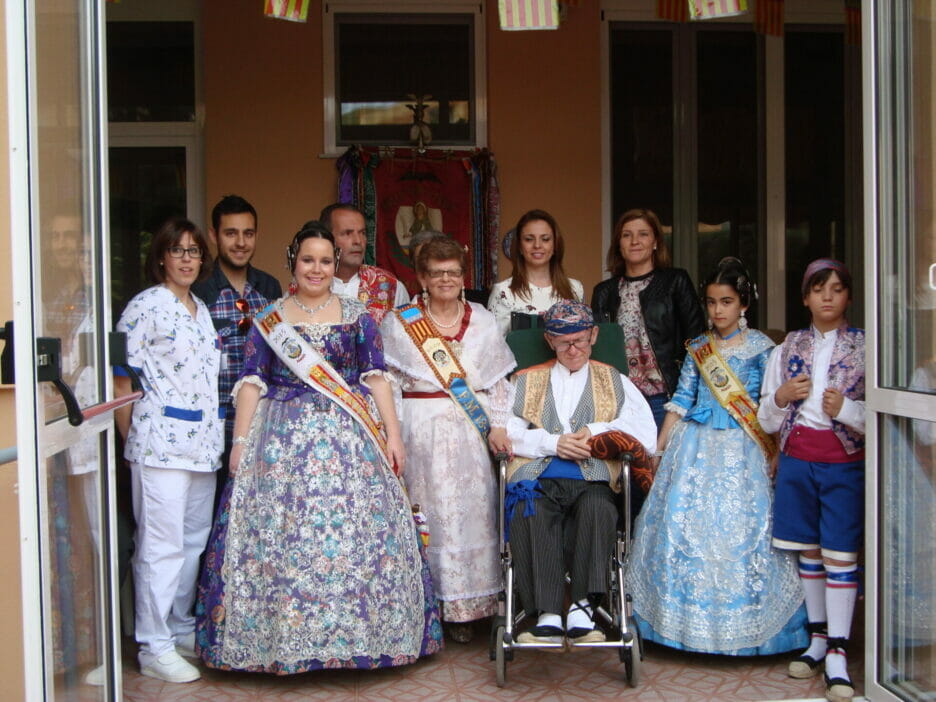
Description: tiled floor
120,621,865,701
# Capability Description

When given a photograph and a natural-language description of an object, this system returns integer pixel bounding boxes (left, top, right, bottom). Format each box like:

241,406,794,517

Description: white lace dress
486,277,584,336
381,302,516,621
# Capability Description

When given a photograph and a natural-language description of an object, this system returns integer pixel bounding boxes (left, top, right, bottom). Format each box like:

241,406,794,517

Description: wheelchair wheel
621,614,642,687
623,642,641,687
495,625,508,687
488,615,505,661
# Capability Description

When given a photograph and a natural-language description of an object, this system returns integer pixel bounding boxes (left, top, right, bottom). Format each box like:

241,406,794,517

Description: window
323,3,486,154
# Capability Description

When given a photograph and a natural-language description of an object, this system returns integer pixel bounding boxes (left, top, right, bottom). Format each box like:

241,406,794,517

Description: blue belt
163,406,224,421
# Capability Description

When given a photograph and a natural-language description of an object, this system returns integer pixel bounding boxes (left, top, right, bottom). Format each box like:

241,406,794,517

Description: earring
460,287,467,304
422,287,429,305
707,317,713,330
739,309,748,330
288,277,298,296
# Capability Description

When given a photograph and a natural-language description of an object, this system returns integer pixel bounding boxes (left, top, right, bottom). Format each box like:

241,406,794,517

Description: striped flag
754,0,784,36
689,0,749,20
264,0,310,23
657,0,688,21
845,0,861,46
499,0,559,30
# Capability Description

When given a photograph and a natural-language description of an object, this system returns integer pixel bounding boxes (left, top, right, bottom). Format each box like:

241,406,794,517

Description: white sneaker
84,664,105,686
140,650,201,683
175,631,197,659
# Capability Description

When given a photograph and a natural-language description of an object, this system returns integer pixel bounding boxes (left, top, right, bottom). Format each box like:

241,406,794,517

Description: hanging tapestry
336,146,500,296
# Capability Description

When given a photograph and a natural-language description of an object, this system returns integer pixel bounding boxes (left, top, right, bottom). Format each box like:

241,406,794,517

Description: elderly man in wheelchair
502,300,657,646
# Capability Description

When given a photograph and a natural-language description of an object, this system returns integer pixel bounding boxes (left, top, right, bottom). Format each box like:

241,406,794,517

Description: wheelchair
488,322,646,688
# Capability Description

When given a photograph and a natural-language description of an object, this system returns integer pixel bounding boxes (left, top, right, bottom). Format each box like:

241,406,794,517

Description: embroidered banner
498,0,559,30
657,0,689,22
689,0,749,20
264,0,310,23
336,146,500,296
845,0,861,46
754,0,784,36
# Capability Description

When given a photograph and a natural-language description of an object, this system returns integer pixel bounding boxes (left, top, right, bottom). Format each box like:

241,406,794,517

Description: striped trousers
510,478,618,615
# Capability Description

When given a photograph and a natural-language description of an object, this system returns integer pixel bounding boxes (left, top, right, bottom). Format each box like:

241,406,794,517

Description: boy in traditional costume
759,258,865,702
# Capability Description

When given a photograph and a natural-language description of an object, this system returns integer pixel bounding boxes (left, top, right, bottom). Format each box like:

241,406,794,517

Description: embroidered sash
393,304,491,441
358,265,397,324
687,333,777,460
253,303,391,468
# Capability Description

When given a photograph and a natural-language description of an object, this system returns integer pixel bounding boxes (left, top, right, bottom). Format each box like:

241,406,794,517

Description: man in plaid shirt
192,195,282,502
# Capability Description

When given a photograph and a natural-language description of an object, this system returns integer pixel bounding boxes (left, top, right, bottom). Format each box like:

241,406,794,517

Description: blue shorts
772,453,865,559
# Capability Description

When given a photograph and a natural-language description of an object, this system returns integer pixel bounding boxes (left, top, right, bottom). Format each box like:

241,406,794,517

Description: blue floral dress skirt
196,299,442,673
625,329,807,655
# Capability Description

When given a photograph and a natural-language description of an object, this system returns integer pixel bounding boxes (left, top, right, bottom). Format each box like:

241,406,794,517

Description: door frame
6,0,124,697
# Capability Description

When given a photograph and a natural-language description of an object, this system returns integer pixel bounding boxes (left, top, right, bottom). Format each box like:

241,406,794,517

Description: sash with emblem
687,333,777,460
393,303,491,441
253,302,391,468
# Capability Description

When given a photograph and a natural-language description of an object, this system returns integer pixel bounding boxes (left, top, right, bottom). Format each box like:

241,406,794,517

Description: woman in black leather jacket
592,209,705,430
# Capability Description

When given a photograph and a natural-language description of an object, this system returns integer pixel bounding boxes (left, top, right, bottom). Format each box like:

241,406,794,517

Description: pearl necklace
292,293,334,317
425,301,463,329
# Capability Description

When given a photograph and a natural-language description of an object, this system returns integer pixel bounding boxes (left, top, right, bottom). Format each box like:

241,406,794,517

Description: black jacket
192,263,283,333
591,267,705,396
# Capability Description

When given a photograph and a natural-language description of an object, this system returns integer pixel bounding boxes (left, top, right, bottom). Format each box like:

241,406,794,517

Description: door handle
36,336,84,426
0,321,13,384
109,331,144,395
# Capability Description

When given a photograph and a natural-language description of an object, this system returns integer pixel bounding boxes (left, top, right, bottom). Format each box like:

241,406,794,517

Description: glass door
10,1,126,698
609,23,761,323
865,1,936,700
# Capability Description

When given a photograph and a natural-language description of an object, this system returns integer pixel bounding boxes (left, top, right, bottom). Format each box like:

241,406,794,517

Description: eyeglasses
235,298,252,333
426,268,463,279
168,246,203,259
553,338,592,352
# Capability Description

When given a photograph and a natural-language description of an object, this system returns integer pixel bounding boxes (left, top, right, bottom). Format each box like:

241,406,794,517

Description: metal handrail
0,446,17,465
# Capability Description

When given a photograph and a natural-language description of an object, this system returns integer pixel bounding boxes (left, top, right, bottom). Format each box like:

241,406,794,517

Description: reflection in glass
46,443,105,697
609,27,673,227
106,22,195,123
336,14,473,144
784,30,849,332
108,146,187,319
696,30,758,307
881,413,936,700
878,5,936,393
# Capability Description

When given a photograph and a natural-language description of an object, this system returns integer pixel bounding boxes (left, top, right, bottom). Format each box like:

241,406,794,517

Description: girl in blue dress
626,257,807,655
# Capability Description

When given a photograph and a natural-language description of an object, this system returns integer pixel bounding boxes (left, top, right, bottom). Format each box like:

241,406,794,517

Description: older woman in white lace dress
382,237,515,643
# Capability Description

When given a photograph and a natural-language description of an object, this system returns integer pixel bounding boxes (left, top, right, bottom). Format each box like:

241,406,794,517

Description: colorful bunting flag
754,0,784,36
689,0,749,20
499,0,559,30
845,0,861,46
657,0,689,22
264,0,310,23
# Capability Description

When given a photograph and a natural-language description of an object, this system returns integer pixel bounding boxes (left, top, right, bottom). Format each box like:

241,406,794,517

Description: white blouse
486,276,585,336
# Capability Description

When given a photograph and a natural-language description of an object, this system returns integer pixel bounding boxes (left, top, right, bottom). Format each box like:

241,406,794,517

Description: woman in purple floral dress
195,223,442,674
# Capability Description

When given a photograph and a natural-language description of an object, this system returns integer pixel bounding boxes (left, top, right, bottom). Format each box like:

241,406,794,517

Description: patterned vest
507,359,628,490
779,325,865,455
358,265,399,324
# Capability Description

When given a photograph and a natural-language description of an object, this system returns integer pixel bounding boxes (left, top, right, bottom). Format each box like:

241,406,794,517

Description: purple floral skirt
195,394,442,674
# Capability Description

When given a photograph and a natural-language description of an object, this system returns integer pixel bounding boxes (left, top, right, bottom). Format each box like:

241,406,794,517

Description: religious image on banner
395,201,444,254
336,146,500,296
